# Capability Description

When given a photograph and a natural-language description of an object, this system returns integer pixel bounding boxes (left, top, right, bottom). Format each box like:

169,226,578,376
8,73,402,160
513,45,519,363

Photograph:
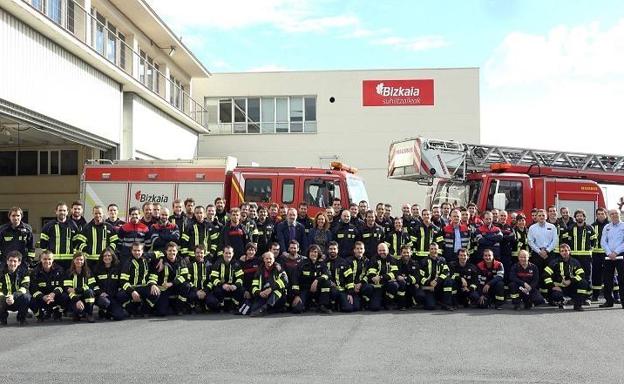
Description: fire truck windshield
347,174,370,204
431,180,481,208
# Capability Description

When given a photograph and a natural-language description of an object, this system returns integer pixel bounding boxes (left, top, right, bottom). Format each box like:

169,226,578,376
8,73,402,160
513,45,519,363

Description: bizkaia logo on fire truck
134,190,169,203
362,79,434,106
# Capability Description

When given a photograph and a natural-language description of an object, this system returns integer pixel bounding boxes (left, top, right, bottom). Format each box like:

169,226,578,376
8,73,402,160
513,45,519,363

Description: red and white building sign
362,79,434,106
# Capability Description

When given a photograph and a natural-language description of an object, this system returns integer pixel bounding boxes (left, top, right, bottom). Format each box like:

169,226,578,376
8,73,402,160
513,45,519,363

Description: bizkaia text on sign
362,79,434,106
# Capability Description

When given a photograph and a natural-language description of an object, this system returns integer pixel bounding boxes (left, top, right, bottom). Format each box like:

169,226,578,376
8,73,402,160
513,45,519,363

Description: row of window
28,1,188,113
218,97,317,134
0,150,78,176
244,178,340,208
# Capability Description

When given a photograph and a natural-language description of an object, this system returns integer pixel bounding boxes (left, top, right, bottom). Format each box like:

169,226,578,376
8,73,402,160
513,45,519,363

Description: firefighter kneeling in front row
509,250,545,310
475,248,505,309
419,243,453,311
543,243,590,311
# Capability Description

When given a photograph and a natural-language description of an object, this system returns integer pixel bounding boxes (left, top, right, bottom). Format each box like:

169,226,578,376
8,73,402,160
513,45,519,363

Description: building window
0,210,28,226
66,0,75,33
61,150,78,175
170,75,184,109
94,11,106,55
0,152,17,176
218,96,317,134
244,179,272,202
106,24,117,63
0,150,79,176
47,0,62,24
282,179,295,204
18,151,38,176
31,0,44,12
118,32,126,70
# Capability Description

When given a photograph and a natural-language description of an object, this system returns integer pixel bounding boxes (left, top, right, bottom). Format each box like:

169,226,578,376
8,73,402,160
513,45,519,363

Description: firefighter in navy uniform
255,207,276,256
511,214,531,264
206,204,224,259
348,241,368,311
362,242,399,311
326,241,355,312
116,207,150,267
566,209,595,304
473,211,503,264
591,208,610,301
449,248,479,308
29,250,65,322
360,210,385,259
543,243,590,311
509,250,544,310
39,202,79,270
333,210,359,259
62,252,96,322
148,207,180,254
0,251,31,325
396,245,422,310
294,244,332,313
169,199,190,235
248,251,288,317
105,203,125,232
419,243,453,310
75,206,119,268
475,249,506,309
221,208,251,259
148,242,190,316
118,242,160,317
92,248,127,321
385,217,412,261
0,207,35,272
187,244,210,313
496,210,515,288
181,206,214,261
375,203,393,236
205,245,244,313
297,202,315,238
410,209,443,261
277,240,306,313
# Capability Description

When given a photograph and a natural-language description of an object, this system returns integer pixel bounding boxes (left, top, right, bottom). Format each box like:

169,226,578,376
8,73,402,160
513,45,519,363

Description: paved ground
1,305,624,384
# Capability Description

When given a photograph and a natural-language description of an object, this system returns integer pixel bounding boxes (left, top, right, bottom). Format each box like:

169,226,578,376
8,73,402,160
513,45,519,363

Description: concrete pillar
164,65,171,103
120,93,134,159
83,0,91,44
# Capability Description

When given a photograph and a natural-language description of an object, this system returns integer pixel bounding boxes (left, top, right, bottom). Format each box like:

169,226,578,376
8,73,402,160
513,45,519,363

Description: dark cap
516,214,526,221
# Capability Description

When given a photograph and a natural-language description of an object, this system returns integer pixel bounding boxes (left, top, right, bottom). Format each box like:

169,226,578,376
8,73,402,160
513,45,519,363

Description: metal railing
22,0,207,128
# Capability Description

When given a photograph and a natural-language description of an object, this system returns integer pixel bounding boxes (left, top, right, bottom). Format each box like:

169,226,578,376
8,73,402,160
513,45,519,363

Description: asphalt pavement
1,305,624,384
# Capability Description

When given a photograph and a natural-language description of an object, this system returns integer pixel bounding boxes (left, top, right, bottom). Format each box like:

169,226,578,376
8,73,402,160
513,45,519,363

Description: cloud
372,35,449,51
481,19,624,155
485,20,624,88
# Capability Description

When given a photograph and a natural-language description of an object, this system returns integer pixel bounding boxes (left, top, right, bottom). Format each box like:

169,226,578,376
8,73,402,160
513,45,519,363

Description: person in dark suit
276,208,308,258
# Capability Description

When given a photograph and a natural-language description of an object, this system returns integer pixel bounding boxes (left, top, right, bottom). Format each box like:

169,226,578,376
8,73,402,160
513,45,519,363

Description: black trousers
603,258,624,304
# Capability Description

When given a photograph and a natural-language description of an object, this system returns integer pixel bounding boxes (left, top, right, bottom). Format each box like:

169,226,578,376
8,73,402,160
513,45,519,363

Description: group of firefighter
1,195,624,325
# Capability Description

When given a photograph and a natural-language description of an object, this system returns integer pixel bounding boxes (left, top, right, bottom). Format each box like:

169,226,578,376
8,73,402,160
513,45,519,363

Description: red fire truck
388,137,624,223
81,157,369,220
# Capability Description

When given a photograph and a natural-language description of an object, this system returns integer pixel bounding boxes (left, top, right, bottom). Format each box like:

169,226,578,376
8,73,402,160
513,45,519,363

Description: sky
147,0,624,203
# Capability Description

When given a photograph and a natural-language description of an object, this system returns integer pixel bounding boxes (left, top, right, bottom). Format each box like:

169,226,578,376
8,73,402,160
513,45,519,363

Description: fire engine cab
388,137,624,223
81,157,369,220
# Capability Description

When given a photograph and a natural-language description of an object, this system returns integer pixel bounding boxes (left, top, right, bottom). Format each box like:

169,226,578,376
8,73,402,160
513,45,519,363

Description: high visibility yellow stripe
55,224,60,255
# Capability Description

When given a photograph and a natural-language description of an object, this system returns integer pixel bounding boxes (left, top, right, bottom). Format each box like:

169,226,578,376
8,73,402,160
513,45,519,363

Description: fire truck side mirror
493,193,506,211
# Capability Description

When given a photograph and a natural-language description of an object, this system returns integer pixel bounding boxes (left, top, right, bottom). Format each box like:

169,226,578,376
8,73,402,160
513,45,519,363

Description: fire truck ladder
389,136,624,185
462,143,624,175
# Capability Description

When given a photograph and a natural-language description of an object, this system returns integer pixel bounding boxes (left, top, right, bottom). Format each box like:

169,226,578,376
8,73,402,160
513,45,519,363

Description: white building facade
0,0,209,230
194,69,480,209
